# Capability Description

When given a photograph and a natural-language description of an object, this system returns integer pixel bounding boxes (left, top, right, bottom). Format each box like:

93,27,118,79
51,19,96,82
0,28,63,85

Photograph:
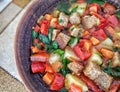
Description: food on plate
30,0,120,91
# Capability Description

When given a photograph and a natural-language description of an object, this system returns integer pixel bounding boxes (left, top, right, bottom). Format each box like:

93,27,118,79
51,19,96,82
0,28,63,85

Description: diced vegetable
77,3,87,16
49,53,60,64
50,73,64,91
50,18,58,28
40,20,49,35
30,53,49,62
96,38,113,50
92,29,107,41
73,39,92,60
107,15,119,27
44,14,53,21
112,52,120,67
64,46,81,62
86,0,105,5
65,74,88,92
51,60,62,72
31,62,45,73
88,48,103,65
45,62,54,73
52,29,60,41
90,36,100,45
69,83,82,92
100,48,114,59
69,37,79,48
43,72,54,85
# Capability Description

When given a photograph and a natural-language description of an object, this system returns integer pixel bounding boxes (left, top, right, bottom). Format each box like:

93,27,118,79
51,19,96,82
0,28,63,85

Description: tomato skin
107,15,119,27
81,74,103,92
31,62,45,73
69,83,82,92
98,18,108,29
50,73,64,91
73,39,92,61
40,20,49,35
92,29,107,41
109,81,120,92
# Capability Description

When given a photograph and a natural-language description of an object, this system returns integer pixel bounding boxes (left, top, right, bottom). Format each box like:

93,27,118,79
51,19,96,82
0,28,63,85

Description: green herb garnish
59,19,64,23
86,0,105,4
39,34,50,44
32,30,38,39
59,88,68,92
48,27,53,41
56,1,70,14
113,47,119,52
102,60,120,78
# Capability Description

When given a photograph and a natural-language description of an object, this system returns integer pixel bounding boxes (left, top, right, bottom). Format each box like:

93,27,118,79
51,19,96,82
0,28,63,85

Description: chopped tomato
45,62,54,73
34,25,40,32
50,73,64,91
90,11,103,19
92,29,107,40
40,20,49,35
31,62,45,73
81,74,103,92
98,18,108,29
107,15,119,27
109,81,120,92
69,83,82,92
73,39,92,61
30,53,50,62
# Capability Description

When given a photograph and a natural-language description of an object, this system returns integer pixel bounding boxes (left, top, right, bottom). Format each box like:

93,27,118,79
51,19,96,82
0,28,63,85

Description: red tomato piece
92,29,107,41
50,73,64,91
40,20,49,35
34,25,40,32
98,18,108,29
73,39,92,61
80,74,103,92
69,83,82,92
107,15,119,27
31,62,45,73
109,81,120,92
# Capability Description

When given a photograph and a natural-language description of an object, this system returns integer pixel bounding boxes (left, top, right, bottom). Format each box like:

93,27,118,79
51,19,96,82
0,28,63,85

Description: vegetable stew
30,0,120,91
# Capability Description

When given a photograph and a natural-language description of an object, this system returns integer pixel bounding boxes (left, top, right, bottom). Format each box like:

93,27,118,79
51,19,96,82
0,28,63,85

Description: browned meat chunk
84,61,113,91
69,13,81,25
83,61,101,80
55,33,70,49
68,61,83,75
59,12,69,27
82,15,99,29
95,72,113,91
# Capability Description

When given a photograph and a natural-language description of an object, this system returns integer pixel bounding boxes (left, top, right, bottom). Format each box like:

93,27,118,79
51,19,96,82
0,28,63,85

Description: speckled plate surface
15,0,120,92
